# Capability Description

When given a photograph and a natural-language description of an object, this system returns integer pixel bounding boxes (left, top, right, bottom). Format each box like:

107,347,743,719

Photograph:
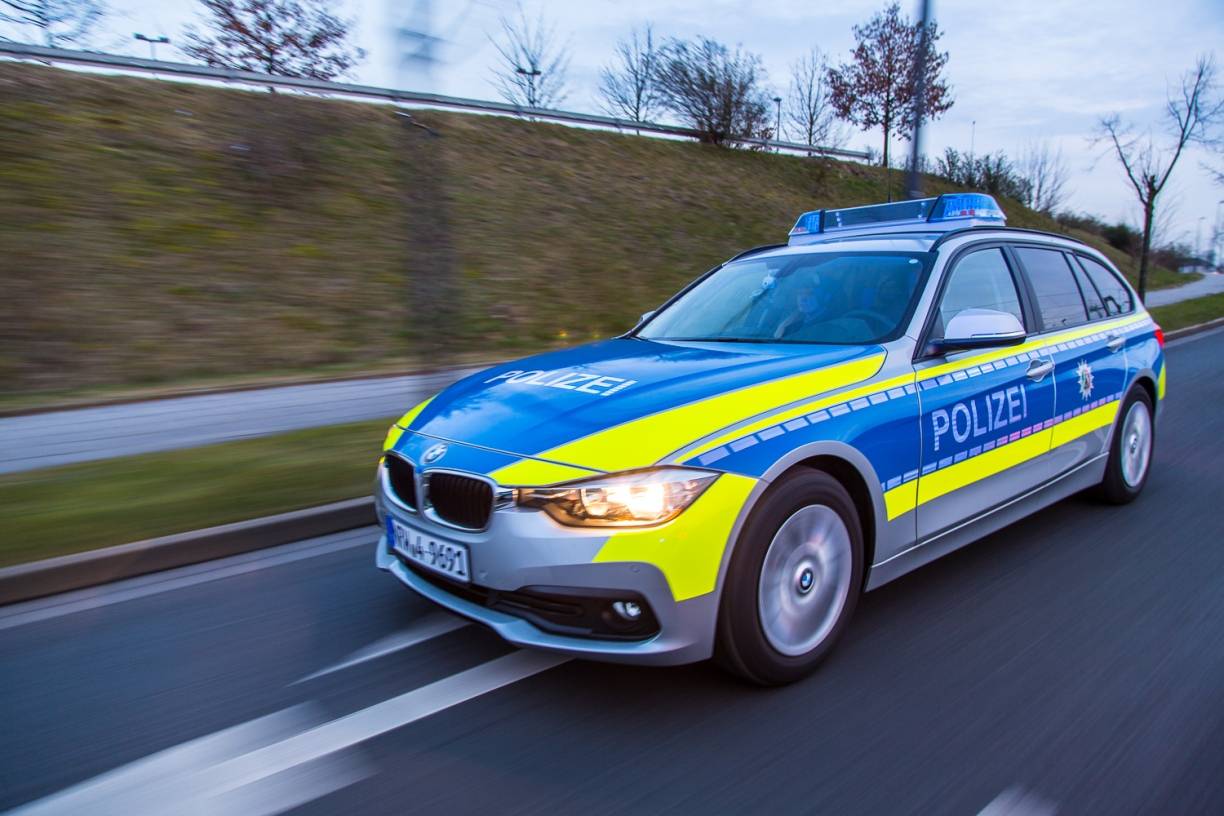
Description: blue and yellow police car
375,193,1165,684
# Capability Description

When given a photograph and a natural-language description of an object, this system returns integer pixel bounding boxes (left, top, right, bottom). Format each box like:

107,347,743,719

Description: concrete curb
0,497,375,606
1164,316,1224,341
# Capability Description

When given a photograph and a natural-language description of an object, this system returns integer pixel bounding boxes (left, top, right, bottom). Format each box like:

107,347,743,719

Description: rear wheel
716,469,864,685
1097,386,1154,504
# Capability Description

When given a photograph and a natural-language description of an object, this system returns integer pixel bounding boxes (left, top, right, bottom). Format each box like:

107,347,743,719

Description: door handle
1026,359,1054,381
1106,334,1125,352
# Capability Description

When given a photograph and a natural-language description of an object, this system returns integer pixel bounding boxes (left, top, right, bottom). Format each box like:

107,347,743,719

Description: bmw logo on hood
421,443,448,465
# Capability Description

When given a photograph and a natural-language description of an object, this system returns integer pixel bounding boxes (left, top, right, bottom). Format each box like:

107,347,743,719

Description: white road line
295,612,471,682
0,529,374,632
978,786,1059,816
6,650,569,816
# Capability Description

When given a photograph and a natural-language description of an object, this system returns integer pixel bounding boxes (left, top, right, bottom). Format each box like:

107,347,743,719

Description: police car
375,193,1165,685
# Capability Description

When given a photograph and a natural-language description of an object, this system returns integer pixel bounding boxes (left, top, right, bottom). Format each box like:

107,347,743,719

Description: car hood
403,338,882,474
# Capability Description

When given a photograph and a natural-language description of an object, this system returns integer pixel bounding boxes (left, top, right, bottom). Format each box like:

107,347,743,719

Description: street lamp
1197,215,1206,266
134,33,169,60
1214,199,1224,270
772,96,782,149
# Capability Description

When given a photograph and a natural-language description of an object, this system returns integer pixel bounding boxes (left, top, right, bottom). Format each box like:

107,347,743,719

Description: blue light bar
788,192,1006,245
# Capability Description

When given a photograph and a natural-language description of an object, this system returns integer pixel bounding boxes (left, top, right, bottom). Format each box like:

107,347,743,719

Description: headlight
516,467,719,527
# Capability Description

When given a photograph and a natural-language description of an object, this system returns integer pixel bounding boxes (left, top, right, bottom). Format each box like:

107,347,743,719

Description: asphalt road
0,368,476,475
1,330,1222,816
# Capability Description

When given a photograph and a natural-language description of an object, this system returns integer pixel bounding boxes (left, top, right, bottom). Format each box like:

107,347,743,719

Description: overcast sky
94,0,1224,252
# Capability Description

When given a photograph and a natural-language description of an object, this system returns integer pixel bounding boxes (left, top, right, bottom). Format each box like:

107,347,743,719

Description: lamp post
772,96,782,150
1197,215,1206,268
1214,199,1224,270
134,33,169,60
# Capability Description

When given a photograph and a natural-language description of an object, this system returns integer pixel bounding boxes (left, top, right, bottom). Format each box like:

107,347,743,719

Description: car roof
736,226,1091,264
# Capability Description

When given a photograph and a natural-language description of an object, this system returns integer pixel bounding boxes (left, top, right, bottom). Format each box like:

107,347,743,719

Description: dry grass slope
0,62,1183,401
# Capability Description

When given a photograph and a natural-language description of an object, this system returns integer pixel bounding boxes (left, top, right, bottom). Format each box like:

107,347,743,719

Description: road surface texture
3,276,1220,476
1,329,1221,816
0,369,477,475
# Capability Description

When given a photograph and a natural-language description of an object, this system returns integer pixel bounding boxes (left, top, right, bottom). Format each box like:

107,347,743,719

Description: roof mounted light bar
788,193,1006,245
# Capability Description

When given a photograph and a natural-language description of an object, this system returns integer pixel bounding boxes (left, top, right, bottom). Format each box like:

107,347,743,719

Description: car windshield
639,250,932,344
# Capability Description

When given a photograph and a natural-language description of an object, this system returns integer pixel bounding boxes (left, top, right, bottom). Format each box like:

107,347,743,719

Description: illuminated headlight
516,467,719,527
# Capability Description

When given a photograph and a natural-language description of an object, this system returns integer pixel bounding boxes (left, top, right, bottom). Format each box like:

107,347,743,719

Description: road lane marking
295,612,470,682
978,786,1058,816
0,529,373,632
6,650,570,815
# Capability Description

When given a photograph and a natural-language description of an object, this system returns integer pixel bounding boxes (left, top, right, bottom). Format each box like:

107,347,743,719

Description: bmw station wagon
375,193,1165,685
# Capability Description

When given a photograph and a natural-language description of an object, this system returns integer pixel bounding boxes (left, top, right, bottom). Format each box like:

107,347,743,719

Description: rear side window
933,248,1025,339
1014,246,1087,330
1072,264,1109,322
1077,256,1134,316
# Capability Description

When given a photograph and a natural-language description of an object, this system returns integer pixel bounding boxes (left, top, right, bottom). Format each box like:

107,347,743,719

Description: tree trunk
881,117,890,168
1137,202,1154,304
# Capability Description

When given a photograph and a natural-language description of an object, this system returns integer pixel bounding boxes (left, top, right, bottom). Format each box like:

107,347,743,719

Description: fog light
612,600,642,620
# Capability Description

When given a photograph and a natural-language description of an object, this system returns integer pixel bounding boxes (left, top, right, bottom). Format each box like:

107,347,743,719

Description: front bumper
374,475,727,666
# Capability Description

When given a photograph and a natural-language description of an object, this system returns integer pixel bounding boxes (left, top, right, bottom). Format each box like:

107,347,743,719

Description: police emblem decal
1076,359,1094,400
421,443,448,465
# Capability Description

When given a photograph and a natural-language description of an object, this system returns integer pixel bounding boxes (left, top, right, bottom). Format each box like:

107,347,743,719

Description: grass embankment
0,418,390,567
1150,291,1224,333
0,61,1184,406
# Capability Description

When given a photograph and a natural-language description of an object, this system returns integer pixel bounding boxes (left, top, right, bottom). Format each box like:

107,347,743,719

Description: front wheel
1097,386,1155,504
716,469,864,686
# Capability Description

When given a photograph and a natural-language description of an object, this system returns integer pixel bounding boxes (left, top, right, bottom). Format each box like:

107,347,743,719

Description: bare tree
489,3,570,109
786,47,846,150
1018,141,1069,214
653,36,771,145
181,0,364,80
1093,55,1222,301
1,0,106,47
598,24,659,123
827,2,952,168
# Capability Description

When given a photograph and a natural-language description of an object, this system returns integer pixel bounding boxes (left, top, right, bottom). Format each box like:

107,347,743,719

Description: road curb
1164,316,1224,341
0,498,375,606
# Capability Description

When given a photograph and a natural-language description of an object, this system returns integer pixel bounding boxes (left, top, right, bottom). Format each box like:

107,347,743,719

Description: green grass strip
1150,290,1224,333
0,418,394,568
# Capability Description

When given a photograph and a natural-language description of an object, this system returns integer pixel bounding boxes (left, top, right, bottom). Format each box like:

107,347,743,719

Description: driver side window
932,248,1025,339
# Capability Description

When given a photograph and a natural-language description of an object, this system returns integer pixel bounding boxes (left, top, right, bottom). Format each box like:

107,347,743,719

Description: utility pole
516,66,542,107
773,96,782,150
133,33,169,60
393,0,442,90
905,0,933,200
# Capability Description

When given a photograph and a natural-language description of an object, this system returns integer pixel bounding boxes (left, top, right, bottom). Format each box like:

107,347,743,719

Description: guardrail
0,41,869,160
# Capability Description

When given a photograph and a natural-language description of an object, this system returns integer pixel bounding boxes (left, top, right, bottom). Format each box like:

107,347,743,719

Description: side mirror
936,308,1026,352
639,310,655,324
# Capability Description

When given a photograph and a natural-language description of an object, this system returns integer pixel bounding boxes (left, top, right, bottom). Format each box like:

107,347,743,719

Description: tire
1097,386,1155,505
716,468,864,686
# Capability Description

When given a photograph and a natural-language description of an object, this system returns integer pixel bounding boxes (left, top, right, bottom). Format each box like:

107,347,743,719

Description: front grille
426,472,493,530
385,455,417,510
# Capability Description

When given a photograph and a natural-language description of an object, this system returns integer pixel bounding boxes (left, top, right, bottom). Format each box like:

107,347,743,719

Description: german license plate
388,517,470,583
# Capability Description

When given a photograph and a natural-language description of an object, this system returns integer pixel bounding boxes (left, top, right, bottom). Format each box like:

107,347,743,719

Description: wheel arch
755,441,887,586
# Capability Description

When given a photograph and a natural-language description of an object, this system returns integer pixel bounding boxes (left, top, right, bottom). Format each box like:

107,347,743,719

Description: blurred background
1,2,1223,814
